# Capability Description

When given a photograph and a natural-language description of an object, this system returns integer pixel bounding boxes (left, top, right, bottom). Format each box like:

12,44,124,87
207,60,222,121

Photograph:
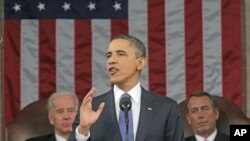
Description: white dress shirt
76,82,142,141
55,133,67,141
195,129,217,141
114,82,141,137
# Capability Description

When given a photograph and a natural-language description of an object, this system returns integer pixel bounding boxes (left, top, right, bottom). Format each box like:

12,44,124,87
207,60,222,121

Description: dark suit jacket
69,87,184,141
25,133,56,141
185,132,229,141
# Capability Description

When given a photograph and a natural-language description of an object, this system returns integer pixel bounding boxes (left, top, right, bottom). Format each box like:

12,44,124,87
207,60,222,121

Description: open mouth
109,67,119,74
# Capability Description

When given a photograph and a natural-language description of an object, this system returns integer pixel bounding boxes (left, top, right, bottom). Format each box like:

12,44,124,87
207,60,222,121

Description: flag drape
4,0,242,124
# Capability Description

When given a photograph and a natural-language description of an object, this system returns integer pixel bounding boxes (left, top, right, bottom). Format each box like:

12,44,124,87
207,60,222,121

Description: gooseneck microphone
119,96,132,141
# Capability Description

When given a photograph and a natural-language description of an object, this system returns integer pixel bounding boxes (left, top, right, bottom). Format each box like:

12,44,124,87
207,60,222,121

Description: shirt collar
195,129,217,141
55,133,67,141
114,82,141,104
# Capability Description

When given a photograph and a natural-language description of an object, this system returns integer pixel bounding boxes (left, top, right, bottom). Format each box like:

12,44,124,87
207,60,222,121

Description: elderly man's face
187,96,219,137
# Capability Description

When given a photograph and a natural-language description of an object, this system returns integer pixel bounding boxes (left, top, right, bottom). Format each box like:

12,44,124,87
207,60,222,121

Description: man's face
106,39,145,87
49,95,77,136
187,96,219,137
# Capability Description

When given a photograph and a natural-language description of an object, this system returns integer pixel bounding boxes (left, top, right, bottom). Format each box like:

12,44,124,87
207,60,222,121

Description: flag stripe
166,0,186,102
128,0,148,89
21,20,39,108
39,20,56,99
4,20,21,123
221,0,242,107
184,0,204,97
74,20,92,99
111,19,128,37
202,0,223,95
148,0,166,96
92,20,111,96
56,20,75,92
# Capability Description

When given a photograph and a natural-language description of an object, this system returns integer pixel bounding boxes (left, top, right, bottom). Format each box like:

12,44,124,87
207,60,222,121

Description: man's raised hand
78,87,105,135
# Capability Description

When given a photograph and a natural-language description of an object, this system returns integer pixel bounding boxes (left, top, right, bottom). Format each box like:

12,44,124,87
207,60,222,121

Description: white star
37,2,45,11
62,2,71,11
87,2,96,11
13,3,21,12
113,2,121,11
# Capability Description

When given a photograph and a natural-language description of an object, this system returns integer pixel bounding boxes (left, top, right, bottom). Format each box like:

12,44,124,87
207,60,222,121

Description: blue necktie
119,93,134,141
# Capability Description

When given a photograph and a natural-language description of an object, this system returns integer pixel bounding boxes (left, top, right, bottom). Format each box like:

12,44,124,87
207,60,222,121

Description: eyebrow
116,50,127,54
106,50,127,55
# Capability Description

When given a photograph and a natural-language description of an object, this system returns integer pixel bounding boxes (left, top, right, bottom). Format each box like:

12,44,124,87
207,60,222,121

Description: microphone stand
120,96,132,141
124,108,129,141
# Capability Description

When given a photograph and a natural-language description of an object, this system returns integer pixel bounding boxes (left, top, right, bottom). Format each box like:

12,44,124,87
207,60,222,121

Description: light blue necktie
119,93,134,141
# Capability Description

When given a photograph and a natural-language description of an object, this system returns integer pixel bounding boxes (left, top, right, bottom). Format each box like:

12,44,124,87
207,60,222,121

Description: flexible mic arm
119,97,132,141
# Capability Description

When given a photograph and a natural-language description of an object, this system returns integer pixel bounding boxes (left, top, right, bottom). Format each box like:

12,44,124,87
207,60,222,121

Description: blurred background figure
185,91,229,141
26,91,79,141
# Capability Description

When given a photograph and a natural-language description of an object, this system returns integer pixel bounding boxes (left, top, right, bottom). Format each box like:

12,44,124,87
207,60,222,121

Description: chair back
178,96,250,137
6,99,54,141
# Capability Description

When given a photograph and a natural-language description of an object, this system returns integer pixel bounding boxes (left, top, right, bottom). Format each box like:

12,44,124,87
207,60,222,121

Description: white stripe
128,0,149,90
202,0,222,96
166,0,186,102
92,20,111,96
21,20,39,108
56,20,75,92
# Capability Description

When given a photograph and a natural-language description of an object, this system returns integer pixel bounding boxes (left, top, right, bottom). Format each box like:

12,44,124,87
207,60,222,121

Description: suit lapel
48,134,56,141
103,91,122,141
135,88,157,141
214,132,229,141
191,136,197,141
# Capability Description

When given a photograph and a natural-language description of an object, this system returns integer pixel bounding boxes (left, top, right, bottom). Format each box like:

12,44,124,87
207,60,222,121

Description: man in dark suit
69,34,184,141
185,91,229,141
26,134,56,141
26,92,79,141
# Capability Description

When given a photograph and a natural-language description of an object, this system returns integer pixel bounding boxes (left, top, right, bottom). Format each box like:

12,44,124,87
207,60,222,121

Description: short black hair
111,34,146,58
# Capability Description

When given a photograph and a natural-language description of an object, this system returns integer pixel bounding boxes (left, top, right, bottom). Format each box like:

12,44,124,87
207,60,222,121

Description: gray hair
47,91,79,113
111,34,146,58
185,91,217,112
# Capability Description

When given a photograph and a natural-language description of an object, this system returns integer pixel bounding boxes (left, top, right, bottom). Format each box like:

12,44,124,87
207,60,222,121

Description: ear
137,57,146,71
48,113,54,125
186,114,192,125
215,108,219,120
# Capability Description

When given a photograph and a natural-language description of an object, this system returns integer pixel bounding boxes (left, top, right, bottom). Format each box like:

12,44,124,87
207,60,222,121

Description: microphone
119,96,132,141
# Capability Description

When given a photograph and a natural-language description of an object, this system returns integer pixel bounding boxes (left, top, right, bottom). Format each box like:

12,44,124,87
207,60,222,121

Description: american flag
4,0,242,124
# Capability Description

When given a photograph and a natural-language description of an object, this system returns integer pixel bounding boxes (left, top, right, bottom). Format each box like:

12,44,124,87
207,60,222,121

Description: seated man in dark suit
185,91,229,141
26,91,79,141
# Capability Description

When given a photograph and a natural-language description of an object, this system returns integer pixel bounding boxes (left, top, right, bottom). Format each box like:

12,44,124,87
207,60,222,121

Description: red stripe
184,0,204,97
221,0,242,108
111,19,128,38
147,0,166,96
4,20,21,124
39,20,56,99
74,20,92,100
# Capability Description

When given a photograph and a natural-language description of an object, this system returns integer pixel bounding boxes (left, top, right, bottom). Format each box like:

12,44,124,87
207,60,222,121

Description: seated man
26,91,79,141
185,91,229,141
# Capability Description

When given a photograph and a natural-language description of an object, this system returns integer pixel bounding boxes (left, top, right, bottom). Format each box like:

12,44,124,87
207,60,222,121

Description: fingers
80,87,105,114
96,102,105,115
83,87,95,100
82,96,92,109
81,87,95,106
